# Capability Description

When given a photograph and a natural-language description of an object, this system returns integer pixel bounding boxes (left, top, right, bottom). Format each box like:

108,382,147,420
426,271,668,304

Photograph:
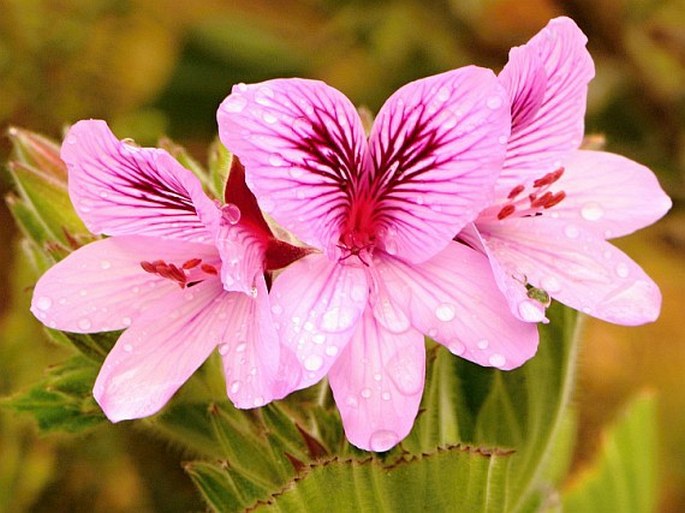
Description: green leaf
562,394,657,513
252,445,512,513
2,355,105,433
207,139,232,199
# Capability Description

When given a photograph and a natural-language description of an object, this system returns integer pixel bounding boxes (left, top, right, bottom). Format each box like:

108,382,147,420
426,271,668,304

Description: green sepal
1,355,105,433
207,139,232,200
7,127,67,181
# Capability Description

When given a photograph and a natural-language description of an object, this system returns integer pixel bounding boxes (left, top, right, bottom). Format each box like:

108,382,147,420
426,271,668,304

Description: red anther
497,204,516,220
533,167,564,188
543,191,566,208
167,264,187,284
531,192,553,208
182,258,202,269
201,263,218,275
508,184,525,199
140,261,156,273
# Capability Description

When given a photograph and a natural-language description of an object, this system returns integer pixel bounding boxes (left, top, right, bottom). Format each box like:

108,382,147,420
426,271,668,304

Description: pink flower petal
550,150,672,239
498,17,595,190
62,120,218,242
375,243,539,370
217,79,369,252
30,236,220,333
328,308,425,452
93,279,226,421
268,253,369,390
220,275,301,408
368,66,511,263
215,218,267,295
459,223,547,324
481,217,662,325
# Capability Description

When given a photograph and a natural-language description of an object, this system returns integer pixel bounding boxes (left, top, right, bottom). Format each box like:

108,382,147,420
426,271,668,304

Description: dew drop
223,95,247,113
615,262,630,278
67,135,77,145
303,354,323,371
123,343,133,353
235,342,247,353
384,239,398,255
262,112,278,124
230,380,240,393
268,153,286,167
100,260,112,270
360,388,372,399
221,203,241,225
427,328,438,338
436,86,450,102
312,333,326,345
78,318,92,330
325,345,339,357
449,340,466,355
36,296,52,311
489,353,506,368
476,339,489,350
320,306,355,333
381,391,391,401
218,343,230,356
345,396,358,408
271,304,283,315
435,302,456,322
122,316,132,327
564,225,580,239
518,300,545,322
581,202,604,222
486,96,503,109
369,430,399,452
253,396,265,407
236,82,248,92
373,372,382,382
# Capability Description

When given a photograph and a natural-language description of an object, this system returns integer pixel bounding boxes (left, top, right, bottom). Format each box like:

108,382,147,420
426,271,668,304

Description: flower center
496,167,566,220
140,258,218,288
338,191,379,266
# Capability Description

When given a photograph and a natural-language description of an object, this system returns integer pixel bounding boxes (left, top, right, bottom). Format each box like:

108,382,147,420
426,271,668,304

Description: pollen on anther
497,204,516,220
201,264,219,275
533,167,564,188
543,191,566,208
183,258,202,269
507,184,525,199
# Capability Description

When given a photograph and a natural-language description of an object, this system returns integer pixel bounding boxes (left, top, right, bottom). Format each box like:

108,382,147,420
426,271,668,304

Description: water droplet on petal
325,345,339,357
36,296,52,311
564,225,580,239
384,239,398,255
381,391,391,401
581,202,604,221
373,372,382,382
262,112,278,124
268,153,286,167
236,82,248,92
78,318,92,330
303,354,323,371
218,343,230,356
436,86,450,102
476,339,489,350
345,396,358,408
518,300,545,322
122,316,132,327
236,342,247,353
320,306,355,333
123,343,133,353
289,167,304,178
360,388,372,399
100,260,112,270
230,380,240,393
221,203,241,225
223,95,247,113
271,304,283,315
615,262,630,278
486,96,503,109
67,135,77,145
489,353,506,368
253,396,265,407
369,430,399,452
312,333,326,345
435,302,456,322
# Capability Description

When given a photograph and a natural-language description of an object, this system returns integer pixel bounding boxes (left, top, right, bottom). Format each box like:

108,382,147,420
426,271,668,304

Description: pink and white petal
268,253,369,390
62,120,218,242
30,236,220,333
549,150,672,238
483,217,662,325
217,79,369,252
215,216,267,294
220,275,301,408
328,309,425,451
376,243,539,370
368,66,511,263
461,223,547,323
498,17,595,189
93,279,225,421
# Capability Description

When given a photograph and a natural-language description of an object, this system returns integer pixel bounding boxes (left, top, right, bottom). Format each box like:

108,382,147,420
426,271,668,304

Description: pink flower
30,120,303,421
218,68,539,450
468,17,672,325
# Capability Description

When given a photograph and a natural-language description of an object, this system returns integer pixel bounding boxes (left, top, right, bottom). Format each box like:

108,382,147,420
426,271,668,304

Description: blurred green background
0,0,683,511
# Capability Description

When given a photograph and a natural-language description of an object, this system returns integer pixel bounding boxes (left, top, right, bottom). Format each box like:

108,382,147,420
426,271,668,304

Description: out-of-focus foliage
1,0,683,512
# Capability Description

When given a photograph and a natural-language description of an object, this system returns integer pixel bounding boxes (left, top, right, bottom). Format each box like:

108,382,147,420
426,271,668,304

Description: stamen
507,184,525,199
201,264,218,275
497,204,516,220
182,258,202,269
533,167,564,188
530,192,553,209
543,191,566,208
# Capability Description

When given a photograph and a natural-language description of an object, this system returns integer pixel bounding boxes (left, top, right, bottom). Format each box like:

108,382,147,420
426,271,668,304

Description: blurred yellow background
0,0,683,511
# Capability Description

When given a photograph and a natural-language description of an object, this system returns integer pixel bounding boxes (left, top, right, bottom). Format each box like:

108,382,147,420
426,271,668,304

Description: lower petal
268,253,369,390
328,309,425,452
30,236,219,333
93,279,225,421
376,243,539,370
482,217,662,325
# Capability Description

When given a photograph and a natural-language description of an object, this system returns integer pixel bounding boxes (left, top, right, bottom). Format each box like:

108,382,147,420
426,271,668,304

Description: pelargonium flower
466,17,671,325
30,120,303,420
218,68,539,450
